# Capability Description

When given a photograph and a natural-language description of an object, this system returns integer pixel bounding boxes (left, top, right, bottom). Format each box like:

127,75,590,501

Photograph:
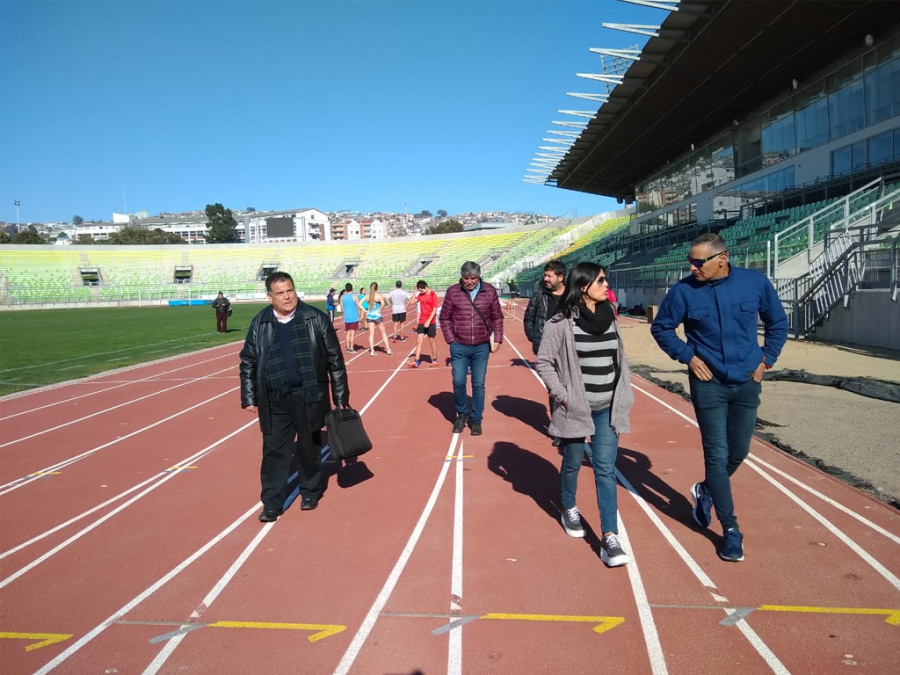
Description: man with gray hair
439,261,504,435
651,232,787,562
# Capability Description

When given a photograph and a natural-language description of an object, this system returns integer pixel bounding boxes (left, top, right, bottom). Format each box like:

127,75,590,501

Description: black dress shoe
258,509,282,523
300,495,319,510
470,422,483,436
452,414,468,434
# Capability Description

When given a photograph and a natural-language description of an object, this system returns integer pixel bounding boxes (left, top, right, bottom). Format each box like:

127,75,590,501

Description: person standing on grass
407,279,440,368
535,262,634,568
524,260,567,447
340,282,360,354
326,288,337,324
388,280,410,343
359,282,393,357
212,291,231,334
240,272,349,522
651,233,787,562
440,261,504,436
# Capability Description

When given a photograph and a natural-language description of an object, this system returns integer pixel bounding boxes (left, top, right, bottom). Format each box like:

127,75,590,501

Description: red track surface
1,308,898,675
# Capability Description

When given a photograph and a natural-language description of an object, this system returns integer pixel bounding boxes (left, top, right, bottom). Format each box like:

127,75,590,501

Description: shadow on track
617,447,719,545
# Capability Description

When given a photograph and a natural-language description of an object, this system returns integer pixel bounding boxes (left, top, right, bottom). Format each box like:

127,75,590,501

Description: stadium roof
549,0,899,199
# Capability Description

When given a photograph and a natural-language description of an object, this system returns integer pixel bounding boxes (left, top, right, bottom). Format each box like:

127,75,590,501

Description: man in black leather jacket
240,272,349,522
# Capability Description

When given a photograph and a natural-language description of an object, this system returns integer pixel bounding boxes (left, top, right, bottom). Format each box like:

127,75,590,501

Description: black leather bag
325,407,372,460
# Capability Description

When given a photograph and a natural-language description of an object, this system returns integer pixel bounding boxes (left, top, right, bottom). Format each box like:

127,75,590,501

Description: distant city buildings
13,206,558,245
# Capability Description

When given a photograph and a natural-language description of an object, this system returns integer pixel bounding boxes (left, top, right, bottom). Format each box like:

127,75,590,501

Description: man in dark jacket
523,260,566,446
440,261,504,436
212,291,231,334
240,272,349,522
523,260,566,355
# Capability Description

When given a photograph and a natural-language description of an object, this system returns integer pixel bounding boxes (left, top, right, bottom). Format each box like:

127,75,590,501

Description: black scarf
574,302,615,336
265,314,322,403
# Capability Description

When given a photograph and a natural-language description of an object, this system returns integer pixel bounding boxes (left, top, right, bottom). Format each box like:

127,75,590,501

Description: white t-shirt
389,288,410,314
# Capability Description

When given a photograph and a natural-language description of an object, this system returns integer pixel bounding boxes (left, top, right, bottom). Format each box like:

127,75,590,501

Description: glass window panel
865,58,899,125
851,141,866,171
895,129,900,160
868,131,892,165
832,145,851,175
829,76,865,139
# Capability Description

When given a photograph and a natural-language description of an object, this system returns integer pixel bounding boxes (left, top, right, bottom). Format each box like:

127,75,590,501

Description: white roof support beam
601,23,660,37
577,72,624,85
618,0,679,12
542,138,574,145
538,147,566,153
588,47,641,61
567,92,609,103
547,130,580,138
535,153,563,159
557,110,596,119
551,121,588,129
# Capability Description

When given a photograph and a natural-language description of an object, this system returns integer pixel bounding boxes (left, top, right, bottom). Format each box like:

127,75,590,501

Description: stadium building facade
539,0,900,350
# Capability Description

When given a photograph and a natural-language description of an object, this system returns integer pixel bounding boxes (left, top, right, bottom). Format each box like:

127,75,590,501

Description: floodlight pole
14,199,20,226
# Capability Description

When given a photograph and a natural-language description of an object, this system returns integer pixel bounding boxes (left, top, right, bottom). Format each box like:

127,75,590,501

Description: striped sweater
573,322,619,411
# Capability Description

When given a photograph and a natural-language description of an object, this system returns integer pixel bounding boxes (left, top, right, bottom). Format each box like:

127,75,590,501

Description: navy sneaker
720,527,744,562
690,482,713,528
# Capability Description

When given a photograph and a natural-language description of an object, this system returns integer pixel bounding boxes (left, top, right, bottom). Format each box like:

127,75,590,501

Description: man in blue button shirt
651,233,787,562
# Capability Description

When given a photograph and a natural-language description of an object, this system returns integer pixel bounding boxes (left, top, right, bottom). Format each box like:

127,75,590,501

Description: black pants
261,392,322,511
216,313,228,332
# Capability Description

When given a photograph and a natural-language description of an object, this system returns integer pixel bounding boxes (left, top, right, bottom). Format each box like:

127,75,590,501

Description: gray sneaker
560,506,585,538
600,533,630,567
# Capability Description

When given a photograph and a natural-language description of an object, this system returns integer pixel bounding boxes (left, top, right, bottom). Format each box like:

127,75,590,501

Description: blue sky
0,0,661,224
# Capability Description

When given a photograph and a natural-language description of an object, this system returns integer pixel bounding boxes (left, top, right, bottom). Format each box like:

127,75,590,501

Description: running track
1,307,898,675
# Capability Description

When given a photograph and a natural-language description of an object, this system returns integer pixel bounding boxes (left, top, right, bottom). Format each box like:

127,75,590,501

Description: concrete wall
814,289,900,351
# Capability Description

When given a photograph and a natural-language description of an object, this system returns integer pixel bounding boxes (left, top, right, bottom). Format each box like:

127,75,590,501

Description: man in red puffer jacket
440,261,504,437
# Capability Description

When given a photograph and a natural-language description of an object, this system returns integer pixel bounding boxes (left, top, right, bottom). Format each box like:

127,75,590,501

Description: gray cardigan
534,307,634,438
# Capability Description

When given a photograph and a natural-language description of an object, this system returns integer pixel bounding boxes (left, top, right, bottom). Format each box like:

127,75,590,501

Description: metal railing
777,234,898,337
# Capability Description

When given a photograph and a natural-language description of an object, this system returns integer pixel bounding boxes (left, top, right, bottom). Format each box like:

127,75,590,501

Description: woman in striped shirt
535,262,635,567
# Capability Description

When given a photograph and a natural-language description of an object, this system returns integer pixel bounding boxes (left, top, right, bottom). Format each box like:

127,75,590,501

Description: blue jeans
689,376,762,531
449,342,490,422
560,407,620,534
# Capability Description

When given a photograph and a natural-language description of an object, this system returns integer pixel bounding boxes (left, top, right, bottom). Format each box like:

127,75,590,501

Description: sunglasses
687,251,727,268
591,276,608,286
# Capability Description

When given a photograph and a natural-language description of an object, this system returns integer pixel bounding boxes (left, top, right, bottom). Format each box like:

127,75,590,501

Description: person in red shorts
407,280,440,368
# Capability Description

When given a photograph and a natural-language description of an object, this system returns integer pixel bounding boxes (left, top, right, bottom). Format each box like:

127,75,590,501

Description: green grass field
0,301,327,397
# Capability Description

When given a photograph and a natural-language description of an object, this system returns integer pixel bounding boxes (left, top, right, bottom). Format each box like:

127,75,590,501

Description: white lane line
0,352,237,422
0,342,241,404
332,433,461,675
745,460,900,592
344,319,417,365
31,503,261,675
505,337,670,675
6,333,225,373
615,511,669,675
631,382,900,590
0,411,249,560
746,455,900,546
0,420,258,590
0,365,236,449
448,439,465,675
140,522,275,675
0,387,239,495
616,469,790,675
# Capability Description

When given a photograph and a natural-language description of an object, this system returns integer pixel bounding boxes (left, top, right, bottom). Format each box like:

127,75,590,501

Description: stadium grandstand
0,213,626,307
517,0,900,351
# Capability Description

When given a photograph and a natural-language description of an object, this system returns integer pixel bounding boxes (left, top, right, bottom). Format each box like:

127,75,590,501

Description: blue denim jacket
650,265,788,385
